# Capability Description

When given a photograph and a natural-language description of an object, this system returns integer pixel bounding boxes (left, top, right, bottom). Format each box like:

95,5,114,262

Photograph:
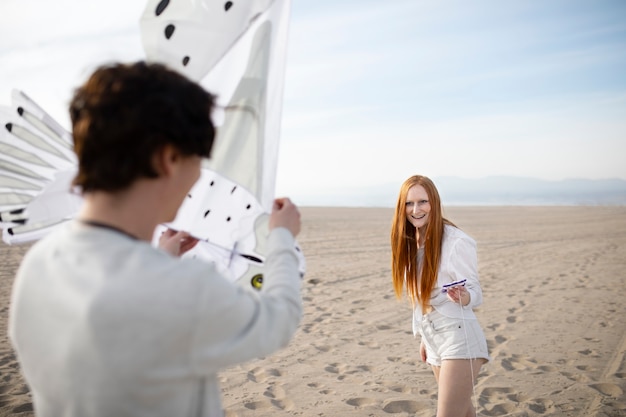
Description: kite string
457,289,479,416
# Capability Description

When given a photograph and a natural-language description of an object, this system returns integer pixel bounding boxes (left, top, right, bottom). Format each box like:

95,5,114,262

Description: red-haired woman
391,175,489,417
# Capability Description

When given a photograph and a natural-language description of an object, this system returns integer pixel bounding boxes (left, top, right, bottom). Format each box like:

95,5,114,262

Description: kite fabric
140,0,290,211
0,90,81,244
142,0,304,287
0,0,304,289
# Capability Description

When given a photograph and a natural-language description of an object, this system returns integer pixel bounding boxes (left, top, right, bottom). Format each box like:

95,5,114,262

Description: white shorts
417,309,490,367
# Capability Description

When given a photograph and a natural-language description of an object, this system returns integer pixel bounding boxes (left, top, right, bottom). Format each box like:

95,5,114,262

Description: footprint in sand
270,398,294,410
578,348,601,357
480,385,557,415
243,400,272,410
481,402,517,416
346,397,377,407
358,365,374,372
479,386,515,404
313,313,332,323
487,335,508,352
247,367,282,383
307,380,333,394
387,384,411,394
527,398,555,414
487,323,501,331
263,384,286,399
537,365,558,372
589,383,623,397
358,340,381,349
501,354,537,371
324,363,347,374
382,400,423,413
301,322,318,334
385,356,419,367
313,344,331,352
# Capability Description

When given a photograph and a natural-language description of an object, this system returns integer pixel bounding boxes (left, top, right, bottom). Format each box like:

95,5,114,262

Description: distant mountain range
434,176,626,206
294,176,626,207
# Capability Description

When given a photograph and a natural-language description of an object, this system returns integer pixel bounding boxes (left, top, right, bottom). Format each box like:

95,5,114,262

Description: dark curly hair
69,61,216,192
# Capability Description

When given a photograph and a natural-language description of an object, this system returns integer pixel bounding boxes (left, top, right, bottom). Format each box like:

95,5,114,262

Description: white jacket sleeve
190,227,303,373
449,235,483,309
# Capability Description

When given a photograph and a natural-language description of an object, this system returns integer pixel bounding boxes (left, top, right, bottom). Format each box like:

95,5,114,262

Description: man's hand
159,228,199,257
269,198,301,237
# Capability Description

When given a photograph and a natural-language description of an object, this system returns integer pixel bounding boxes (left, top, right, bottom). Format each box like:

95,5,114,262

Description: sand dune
1,207,625,416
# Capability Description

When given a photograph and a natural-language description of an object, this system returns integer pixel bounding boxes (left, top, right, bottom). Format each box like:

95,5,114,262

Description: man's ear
152,144,180,177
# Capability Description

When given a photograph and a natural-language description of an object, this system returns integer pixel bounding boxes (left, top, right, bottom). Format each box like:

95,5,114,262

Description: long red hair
390,175,454,313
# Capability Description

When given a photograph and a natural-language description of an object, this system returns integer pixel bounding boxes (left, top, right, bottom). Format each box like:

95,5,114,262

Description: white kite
0,0,304,289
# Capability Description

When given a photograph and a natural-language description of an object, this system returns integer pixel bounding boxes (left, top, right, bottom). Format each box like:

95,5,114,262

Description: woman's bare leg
433,359,483,417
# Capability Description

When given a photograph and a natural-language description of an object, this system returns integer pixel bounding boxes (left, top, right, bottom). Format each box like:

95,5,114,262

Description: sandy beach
1,206,625,416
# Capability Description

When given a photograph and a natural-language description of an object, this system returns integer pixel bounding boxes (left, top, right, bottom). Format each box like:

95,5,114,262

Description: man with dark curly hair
9,61,303,417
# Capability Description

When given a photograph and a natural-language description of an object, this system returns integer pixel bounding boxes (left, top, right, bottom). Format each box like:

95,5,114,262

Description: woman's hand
446,285,470,306
159,228,199,257
420,341,427,363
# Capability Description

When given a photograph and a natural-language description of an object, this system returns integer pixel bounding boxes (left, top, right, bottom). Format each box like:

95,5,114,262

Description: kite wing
141,0,305,288
0,90,80,244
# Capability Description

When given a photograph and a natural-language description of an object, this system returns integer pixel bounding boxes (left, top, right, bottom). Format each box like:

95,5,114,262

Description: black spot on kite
204,210,211,218
182,56,190,66
226,216,231,222
246,204,251,210
155,0,170,16
210,180,215,186
231,186,237,194
5,123,12,132
164,24,175,39
242,254,263,263
225,2,233,12
187,194,192,198
17,107,24,116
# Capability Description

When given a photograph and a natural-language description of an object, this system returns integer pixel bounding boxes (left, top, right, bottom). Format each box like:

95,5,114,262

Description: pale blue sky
1,0,625,202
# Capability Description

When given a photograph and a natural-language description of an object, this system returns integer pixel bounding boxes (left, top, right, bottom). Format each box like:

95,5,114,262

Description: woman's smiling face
405,184,431,229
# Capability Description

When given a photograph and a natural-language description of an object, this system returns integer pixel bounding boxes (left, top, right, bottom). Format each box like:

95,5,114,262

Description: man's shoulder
19,222,73,262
